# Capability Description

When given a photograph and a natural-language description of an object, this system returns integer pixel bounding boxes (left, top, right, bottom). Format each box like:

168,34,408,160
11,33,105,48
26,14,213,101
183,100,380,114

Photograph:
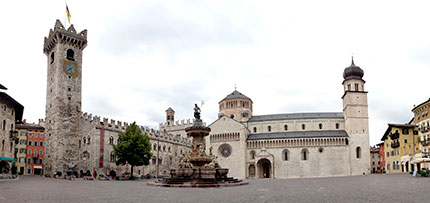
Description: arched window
284,125,288,131
34,141,38,146
283,149,289,161
66,49,75,61
301,149,309,161
302,124,306,130
79,140,81,148
9,142,13,152
28,141,32,146
268,126,271,132
253,127,257,133
2,120,5,130
50,52,55,64
336,123,339,129
249,165,256,177
249,150,255,160
356,147,361,159
163,145,166,152
87,137,91,145
110,151,116,162
345,139,349,145
319,123,323,129
153,144,157,151
29,149,32,155
109,136,114,145
83,137,86,144
1,139,4,151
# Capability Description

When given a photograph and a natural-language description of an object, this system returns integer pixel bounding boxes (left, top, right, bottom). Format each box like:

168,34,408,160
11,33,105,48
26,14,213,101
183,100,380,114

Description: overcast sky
1,0,430,146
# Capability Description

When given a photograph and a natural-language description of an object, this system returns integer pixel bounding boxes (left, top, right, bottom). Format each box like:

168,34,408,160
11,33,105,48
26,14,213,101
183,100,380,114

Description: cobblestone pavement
1,174,429,203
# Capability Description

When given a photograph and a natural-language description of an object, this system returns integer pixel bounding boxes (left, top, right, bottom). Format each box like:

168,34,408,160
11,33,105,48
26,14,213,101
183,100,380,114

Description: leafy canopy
113,122,152,167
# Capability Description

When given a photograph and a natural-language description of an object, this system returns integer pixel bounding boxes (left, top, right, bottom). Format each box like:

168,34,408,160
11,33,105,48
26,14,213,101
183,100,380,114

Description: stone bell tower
43,20,87,175
341,57,370,175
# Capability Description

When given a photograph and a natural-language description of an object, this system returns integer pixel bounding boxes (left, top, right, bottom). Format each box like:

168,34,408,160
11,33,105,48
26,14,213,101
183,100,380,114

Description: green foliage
113,122,152,174
420,170,428,177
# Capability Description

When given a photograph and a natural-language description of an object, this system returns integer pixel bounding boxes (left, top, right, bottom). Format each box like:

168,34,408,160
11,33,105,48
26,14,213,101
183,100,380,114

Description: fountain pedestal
148,105,248,187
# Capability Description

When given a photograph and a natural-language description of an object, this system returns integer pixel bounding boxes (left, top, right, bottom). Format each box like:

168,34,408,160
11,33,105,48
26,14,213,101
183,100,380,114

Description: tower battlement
43,20,87,55
160,118,205,129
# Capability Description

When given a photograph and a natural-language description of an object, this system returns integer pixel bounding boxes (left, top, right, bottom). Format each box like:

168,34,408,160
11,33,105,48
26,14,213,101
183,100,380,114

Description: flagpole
65,0,67,28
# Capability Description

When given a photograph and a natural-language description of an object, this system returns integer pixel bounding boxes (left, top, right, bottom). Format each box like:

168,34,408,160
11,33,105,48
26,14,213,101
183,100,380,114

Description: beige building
370,146,380,173
0,84,24,176
43,20,191,177
167,59,370,179
15,127,27,175
412,99,430,159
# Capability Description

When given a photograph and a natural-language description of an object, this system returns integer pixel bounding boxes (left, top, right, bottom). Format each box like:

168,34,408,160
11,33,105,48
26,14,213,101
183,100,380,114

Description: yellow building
381,124,418,173
411,98,430,169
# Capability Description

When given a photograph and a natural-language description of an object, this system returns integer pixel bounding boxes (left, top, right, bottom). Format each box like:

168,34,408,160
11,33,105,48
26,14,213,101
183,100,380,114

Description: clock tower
43,20,87,175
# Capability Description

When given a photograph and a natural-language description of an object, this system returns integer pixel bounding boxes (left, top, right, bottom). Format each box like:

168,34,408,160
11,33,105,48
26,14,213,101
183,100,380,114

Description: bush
420,171,428,177
409,171,413,175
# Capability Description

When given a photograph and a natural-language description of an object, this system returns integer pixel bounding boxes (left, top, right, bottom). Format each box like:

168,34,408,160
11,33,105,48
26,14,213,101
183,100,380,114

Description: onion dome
343,57,364,80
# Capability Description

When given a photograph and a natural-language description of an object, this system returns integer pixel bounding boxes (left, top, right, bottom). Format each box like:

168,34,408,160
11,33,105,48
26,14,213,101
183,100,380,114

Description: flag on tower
66,5,71,23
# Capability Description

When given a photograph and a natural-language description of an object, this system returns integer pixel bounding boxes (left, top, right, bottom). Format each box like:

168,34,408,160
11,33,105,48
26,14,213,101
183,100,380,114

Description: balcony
389,132,400,140
391,141,400,148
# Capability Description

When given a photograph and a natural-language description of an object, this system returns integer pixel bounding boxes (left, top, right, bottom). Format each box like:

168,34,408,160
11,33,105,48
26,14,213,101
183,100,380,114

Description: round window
318,147,324,153
219,144,232,158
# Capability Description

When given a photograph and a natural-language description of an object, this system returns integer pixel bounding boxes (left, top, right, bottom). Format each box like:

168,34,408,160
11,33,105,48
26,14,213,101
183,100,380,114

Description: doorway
257,158,271,178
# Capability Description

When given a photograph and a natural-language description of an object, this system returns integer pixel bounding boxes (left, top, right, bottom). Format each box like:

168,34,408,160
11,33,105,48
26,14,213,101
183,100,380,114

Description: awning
33,166,42,169
0,156,15,162
411,158,430,164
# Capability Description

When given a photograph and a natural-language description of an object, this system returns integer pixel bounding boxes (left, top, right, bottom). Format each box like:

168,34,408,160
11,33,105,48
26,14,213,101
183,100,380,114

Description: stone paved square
1,174,429,203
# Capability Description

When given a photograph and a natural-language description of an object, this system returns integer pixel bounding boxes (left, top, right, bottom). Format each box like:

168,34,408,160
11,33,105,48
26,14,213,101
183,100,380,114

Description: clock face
220,145,232,158
63,61,78,77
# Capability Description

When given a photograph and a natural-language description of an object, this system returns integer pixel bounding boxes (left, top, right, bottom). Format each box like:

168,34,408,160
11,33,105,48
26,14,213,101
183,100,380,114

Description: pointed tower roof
166,107,175,112
221,90,251,101
343,57,364,80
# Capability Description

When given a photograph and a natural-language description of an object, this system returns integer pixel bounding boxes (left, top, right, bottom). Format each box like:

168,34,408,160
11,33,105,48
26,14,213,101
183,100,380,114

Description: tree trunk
130,165,134,180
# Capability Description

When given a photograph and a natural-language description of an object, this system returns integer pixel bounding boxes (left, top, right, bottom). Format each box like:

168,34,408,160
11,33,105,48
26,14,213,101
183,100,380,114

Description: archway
257,158,271,178
248,165,255,178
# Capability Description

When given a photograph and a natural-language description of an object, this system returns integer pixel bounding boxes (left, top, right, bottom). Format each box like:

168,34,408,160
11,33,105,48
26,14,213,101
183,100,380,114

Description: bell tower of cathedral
341,57,370,175
43,20,87,175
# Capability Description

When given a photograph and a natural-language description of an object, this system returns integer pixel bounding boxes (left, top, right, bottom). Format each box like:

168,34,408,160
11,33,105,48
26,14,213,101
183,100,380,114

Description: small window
283,149,289,161
356,147,361,159
230,114,235,119
87,137,91,145
318,147,324,153
268,126,271,132
354,83,359,91
66,49,75,61
347,84,351,91
404,139,407,144
301,149,309,161
284,125,288,131
50,52,55,64
250,151,255,160
302,124,305,130
319,123,323,129
253,127,257,133
336,123,339,129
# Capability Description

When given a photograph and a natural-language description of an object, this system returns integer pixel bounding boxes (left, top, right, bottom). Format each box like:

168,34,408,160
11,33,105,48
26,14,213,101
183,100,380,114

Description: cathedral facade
163,61,370,179
43,20,191,177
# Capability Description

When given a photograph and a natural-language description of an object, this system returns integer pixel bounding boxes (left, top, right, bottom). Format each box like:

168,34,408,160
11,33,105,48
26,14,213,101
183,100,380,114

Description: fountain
148,104,248,187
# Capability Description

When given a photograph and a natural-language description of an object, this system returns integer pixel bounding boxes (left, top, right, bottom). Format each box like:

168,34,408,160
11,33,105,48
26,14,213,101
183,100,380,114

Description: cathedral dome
343,58,364,80
222,90,251,101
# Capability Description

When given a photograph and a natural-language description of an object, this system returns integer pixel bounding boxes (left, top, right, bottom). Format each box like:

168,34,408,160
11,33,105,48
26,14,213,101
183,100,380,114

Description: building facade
376,142,385,173
0,84,24,176
381,124,419,173
167,59,370,179
370,146,380,173
412,99,430,161
43,20,191,177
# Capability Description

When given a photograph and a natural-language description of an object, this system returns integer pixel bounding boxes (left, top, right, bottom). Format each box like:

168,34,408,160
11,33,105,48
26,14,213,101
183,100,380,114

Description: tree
113,122,152,179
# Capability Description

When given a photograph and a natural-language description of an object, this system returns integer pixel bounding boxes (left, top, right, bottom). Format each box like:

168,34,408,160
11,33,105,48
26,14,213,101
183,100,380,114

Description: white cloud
1,0,429,145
